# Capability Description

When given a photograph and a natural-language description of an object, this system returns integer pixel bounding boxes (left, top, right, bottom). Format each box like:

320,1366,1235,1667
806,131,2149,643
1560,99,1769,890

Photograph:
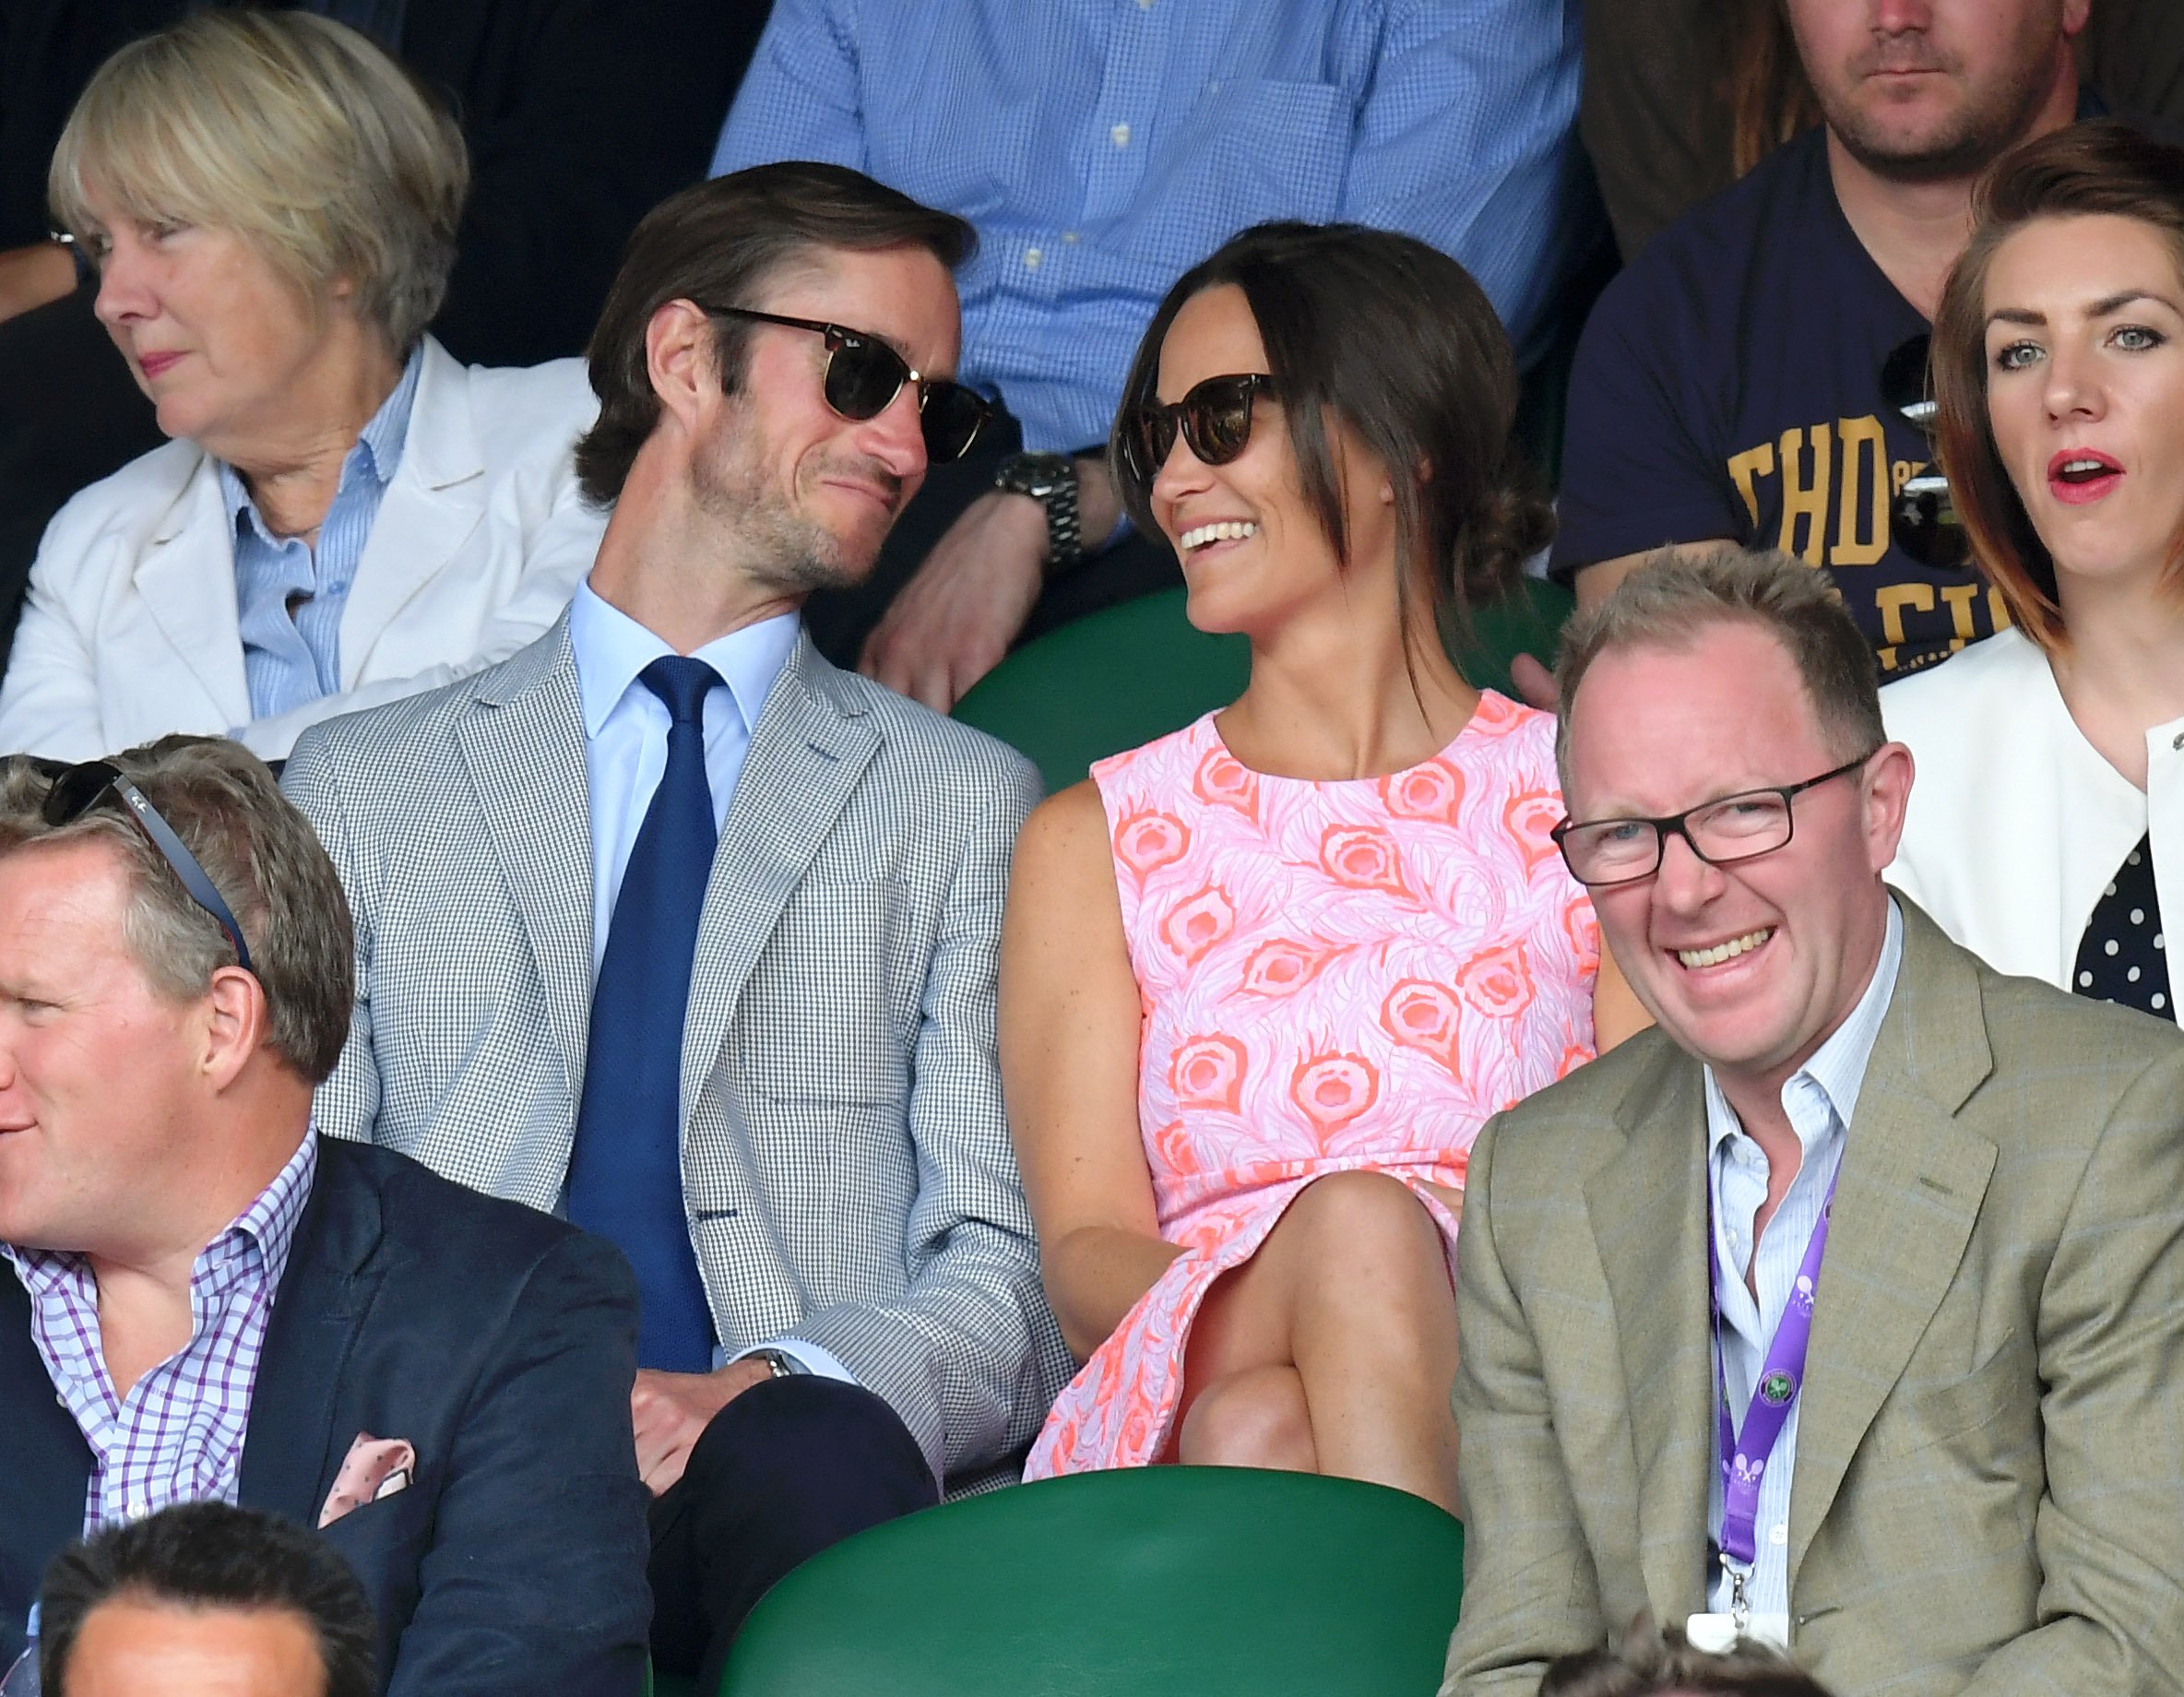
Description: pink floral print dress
1026,693,1601,1477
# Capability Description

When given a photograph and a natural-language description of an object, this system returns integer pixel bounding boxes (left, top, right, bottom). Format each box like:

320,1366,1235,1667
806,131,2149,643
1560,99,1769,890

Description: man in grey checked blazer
282,164,1071,1687
1445,550,2184,1697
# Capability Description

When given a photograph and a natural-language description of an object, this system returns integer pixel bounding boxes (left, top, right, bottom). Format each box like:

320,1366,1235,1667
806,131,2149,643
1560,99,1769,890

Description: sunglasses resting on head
32,757,255,972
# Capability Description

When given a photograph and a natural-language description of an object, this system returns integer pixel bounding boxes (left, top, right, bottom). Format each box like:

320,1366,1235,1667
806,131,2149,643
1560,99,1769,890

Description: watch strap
994,452,1085,576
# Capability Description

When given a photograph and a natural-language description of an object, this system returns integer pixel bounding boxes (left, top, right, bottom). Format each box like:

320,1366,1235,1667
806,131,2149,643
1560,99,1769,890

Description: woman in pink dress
1001,224,1645,1509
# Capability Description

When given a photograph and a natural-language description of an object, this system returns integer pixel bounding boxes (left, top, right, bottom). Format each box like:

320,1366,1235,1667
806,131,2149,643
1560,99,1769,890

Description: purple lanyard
1707,1164,1839,1577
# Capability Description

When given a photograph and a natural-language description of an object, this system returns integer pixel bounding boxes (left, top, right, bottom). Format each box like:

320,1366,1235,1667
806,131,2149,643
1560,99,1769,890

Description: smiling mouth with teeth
1179,520,1258,552
2057,459,2116,482
1676,927,1774,969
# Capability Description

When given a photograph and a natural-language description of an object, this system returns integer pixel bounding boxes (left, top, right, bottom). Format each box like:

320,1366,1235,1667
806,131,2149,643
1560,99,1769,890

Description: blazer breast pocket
1876,1331,2036,1461
317,1478,433,1621
739,881,906,1105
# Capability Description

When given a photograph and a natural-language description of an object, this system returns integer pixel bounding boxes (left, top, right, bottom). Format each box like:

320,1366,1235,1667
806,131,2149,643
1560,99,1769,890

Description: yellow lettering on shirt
1777,424,1832,564
1940,581,1984,642
1893,457,1925,496
1991,585,2013,630
1727,442,1775,528
1831,416,1888,567
1875,581,1937,647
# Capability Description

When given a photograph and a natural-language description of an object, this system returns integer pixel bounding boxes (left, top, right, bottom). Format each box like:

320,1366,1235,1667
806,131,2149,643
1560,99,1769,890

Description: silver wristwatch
993,451,1085,576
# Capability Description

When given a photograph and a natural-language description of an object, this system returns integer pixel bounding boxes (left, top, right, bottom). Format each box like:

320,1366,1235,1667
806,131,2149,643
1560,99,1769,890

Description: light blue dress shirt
565,581,853,1384
712,0,1588,451
1703,897,1904,1632
222,345,423,723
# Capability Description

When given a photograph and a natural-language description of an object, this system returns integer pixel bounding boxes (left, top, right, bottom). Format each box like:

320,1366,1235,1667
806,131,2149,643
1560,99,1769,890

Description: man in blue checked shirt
712,0,1593,711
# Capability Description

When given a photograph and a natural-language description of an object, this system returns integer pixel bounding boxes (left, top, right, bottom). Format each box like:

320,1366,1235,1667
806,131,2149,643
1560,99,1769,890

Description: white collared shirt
565,579,851,1384
1703,897,1905,1628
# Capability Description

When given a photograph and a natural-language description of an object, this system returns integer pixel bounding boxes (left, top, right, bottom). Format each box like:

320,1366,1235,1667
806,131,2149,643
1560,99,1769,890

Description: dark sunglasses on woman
1119,373,1279,488
702,305,993,460
32,757,255,971
1879,333,1971,571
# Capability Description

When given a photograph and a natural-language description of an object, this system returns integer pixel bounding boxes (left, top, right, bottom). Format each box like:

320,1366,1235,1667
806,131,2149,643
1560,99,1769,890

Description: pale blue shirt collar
568,579,796,744
217,343,420,540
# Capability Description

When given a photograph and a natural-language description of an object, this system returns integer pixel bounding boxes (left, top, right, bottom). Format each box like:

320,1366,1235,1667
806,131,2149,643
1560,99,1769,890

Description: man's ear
643,299,721,440
1861,740,1916,872
200,963,271,1091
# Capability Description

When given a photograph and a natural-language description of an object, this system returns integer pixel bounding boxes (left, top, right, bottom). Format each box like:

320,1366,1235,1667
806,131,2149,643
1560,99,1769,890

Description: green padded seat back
720,1466,1462,1697
953,579,1574,795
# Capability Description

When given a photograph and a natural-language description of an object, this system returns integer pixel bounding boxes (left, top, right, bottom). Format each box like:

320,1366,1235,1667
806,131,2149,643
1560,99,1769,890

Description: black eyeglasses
36,759,254,971
1549,753,1877,888
1119,373,1279,489
1880,333,1970,570
700,306,992,460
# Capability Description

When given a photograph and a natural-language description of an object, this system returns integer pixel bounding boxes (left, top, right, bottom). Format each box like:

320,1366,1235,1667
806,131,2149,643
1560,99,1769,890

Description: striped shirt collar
217,344,422,545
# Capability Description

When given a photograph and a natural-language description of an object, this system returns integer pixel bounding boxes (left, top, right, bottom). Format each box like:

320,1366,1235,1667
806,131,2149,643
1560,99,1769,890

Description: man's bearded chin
691,438,892,596
1823,58,2059,184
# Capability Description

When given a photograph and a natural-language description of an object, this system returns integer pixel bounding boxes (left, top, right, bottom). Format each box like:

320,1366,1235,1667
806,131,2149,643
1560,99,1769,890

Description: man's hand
630,1360,772,1496
859,490,1048,711
0,241,77,326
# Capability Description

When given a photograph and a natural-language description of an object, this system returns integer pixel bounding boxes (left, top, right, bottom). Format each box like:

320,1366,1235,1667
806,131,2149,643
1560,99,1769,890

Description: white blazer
0,336,607,763
1882,623,2184,1027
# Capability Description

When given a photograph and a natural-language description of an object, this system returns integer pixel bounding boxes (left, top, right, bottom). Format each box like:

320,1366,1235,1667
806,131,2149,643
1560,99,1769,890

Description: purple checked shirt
1,1132,317,1534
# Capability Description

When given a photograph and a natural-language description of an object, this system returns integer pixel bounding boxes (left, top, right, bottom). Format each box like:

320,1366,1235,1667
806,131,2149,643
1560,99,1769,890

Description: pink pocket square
318,1433,417,1529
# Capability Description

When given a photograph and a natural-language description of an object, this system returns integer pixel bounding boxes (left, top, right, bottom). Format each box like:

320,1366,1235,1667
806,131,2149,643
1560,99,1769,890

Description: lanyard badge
1706,1170,1839,1633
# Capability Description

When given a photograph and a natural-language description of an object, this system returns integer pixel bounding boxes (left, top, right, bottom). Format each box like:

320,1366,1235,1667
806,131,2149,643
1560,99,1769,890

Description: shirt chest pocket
1147,79,1349,249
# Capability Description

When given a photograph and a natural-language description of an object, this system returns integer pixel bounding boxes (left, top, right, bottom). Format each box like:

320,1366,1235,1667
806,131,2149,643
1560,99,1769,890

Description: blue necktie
567,656,723,1371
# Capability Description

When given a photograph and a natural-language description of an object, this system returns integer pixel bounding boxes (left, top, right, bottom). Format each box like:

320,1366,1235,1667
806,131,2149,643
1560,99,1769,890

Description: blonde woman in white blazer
1883,124,2184,1027
0,13,605,765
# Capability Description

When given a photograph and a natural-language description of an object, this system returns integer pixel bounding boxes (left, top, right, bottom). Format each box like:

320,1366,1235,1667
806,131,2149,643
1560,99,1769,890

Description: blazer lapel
238,1145,389,1521
131,453,251,721
0,1272,92,1617
1787,907,1996,1590
454,620,596,1095
678,636,882,1127
1585,1048,1715,1629
338,340,488,683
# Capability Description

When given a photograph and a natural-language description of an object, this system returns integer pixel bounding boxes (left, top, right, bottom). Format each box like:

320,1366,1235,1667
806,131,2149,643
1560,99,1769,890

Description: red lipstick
2048,448,2123,505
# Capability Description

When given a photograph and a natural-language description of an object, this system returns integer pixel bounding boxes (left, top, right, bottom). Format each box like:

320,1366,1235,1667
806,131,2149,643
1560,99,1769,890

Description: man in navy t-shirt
1553,0,2100,681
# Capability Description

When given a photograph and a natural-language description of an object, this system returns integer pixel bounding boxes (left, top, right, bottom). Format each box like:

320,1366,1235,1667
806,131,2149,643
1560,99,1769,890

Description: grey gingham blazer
281,613,1072,1489
1444,897,2184,1696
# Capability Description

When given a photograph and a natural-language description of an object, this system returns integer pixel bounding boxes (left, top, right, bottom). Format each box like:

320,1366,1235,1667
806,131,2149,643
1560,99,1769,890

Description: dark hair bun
1454,445,1556,609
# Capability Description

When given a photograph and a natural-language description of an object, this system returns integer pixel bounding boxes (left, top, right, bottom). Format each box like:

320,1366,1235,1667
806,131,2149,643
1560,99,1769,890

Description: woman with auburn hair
1000,222,1644,1504
0,10,602,765
1885,121,2184,1023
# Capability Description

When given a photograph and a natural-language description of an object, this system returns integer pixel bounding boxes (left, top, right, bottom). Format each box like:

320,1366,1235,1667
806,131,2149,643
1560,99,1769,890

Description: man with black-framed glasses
0,737,653,1695
1444,545,2184,1697
282,160,1070,1689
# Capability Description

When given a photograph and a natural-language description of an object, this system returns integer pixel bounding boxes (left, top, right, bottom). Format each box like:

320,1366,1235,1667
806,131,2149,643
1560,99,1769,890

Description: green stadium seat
953,578,1574,795
718,1466,1464,1697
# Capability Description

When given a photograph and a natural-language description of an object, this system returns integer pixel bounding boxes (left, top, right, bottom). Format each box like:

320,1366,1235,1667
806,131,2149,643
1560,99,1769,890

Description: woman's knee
1177,1365,1316,1471
1280,1170,1446,1275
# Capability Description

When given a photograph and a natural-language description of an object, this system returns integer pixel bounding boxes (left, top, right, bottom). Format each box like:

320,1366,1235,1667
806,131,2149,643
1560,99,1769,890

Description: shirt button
1770,1524,1788,1546
2172,730,2183,751
1023,248,1042,271
1062,231,1079,244
1110,122,1132,148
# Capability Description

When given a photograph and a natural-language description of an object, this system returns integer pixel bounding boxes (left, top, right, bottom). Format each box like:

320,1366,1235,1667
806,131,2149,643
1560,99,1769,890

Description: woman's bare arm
1000,780,1184,1360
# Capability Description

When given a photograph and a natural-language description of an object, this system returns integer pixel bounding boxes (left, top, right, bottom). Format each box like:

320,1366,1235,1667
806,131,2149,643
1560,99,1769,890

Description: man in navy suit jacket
0,737,650,1695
